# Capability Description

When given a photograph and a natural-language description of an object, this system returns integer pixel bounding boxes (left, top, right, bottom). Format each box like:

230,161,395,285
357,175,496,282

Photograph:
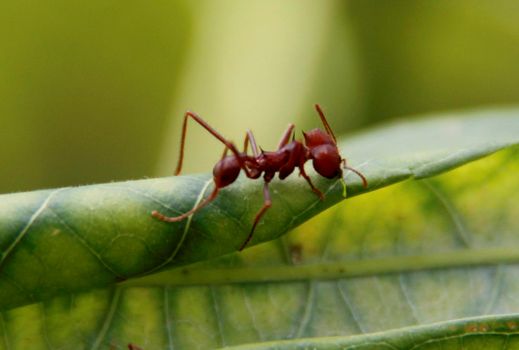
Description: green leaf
0,133,517,349
0,109,517,314
0,110,517,348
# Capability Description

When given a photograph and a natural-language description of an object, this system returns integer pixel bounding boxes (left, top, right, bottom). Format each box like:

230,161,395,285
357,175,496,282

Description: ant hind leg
175,111,241,175
151,186,220,223
152,146,229,223
239,182,272,251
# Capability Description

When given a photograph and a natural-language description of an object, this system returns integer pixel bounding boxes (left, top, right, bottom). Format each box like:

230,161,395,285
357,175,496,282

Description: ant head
309,144,343,179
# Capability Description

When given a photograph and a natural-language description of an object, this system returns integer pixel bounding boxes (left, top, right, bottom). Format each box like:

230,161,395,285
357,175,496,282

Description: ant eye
310,145,341,179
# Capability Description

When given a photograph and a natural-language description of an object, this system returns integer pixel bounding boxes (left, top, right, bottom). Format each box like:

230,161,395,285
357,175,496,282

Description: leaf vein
295,281,315,338
89,287,122,350
118,186,183,216
144,178,213,274
0,189,63,272
210,287,226,347
398,274,421,324
484,265,505,315
421,179,472,248
49,209,125,279
336,281,365,334
164,287,175,350
242,288,263,341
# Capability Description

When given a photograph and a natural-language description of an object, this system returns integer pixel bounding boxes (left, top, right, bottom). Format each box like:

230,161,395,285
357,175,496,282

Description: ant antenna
345,166,368,188
341,159,368,188
314,104,337,144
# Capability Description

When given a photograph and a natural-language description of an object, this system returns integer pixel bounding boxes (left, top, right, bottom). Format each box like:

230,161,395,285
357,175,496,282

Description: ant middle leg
239,181,272,251
299,164,325,200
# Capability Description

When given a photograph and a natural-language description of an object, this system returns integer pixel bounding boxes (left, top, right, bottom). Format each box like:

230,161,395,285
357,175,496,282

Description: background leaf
0,0,192,193
222,314,519,349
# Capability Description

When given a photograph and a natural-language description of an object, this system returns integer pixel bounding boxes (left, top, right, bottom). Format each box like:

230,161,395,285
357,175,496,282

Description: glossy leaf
0,109,517,314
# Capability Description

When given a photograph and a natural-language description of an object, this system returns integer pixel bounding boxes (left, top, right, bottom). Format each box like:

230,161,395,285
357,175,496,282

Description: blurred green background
2,0,519,193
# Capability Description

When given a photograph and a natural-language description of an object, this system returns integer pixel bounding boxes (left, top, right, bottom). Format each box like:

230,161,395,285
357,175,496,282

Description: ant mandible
151,104,367,251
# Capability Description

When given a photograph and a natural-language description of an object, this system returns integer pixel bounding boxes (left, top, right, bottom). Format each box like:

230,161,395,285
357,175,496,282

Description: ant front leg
239,181,272,251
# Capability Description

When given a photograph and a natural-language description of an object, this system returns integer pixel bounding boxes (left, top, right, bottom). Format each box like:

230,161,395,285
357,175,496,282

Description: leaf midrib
123,246,519,287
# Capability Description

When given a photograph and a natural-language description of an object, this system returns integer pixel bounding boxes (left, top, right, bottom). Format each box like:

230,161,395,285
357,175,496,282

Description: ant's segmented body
152,105,367,250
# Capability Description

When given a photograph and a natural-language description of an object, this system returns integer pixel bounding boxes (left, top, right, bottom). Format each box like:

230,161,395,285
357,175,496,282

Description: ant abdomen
213,156,241,188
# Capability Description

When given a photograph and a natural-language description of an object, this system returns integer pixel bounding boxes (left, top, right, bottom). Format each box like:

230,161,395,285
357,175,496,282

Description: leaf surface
0,136,517,349
0,109,517,314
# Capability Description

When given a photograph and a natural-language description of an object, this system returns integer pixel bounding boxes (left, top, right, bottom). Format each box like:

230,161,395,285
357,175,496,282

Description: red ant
151,104,367,251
